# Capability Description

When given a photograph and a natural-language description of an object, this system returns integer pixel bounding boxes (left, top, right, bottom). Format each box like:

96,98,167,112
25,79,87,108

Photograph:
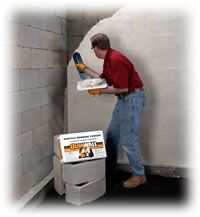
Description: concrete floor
33,170,188,209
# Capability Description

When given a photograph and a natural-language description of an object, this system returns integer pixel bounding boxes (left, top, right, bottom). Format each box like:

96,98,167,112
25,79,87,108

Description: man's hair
90,33,111,50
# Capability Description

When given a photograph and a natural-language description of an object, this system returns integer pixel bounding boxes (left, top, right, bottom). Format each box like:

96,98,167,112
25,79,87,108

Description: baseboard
14,171,53,212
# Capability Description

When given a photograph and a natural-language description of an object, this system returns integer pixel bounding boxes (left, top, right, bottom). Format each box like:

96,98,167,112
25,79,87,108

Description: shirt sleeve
110,59,129,89
99,72,106,79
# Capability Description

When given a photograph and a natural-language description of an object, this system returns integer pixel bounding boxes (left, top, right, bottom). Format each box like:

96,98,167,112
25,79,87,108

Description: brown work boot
123,176,146,188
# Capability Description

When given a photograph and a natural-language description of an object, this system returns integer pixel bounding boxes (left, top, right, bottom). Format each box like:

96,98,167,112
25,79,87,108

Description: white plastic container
59,130,107,163
77,78,108,91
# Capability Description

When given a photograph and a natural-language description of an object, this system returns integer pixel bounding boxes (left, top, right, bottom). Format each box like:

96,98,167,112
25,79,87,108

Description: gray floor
33,170,188,209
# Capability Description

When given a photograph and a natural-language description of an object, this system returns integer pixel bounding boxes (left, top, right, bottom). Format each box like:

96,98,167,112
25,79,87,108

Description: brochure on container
59,131,107,163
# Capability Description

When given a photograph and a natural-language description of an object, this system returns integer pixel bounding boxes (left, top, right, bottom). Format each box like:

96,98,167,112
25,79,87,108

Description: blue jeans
106,90,145,177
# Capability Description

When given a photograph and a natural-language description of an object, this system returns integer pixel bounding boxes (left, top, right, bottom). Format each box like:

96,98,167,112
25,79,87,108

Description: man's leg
120,92,146,187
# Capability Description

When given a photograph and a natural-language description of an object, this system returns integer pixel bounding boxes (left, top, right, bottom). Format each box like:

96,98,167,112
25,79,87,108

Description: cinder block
41,104,49,124
10,90,31,113
67,36,83,54
8,69,20,92
40,87,49,106
47,14,61,34
21,69,39,90
13,155,24,181
12,47,31,69
23,150,33,173
9,112,22,137
61,18,67,36
53,155,65,195
38,7,54,15
30,11,47,30
32,124,49,147
9,22,19,46
47,51,67,68
30,88,42,108
48,34,67,52
32,145,42,167
15,171,34,200
83,8,114,20
42,142,53,159
47,85,64,104
56,35,67,52
19,25,40,48
11,131,32,158
68,20,97,36
33,156,52,186
22,107,40,132
54,8,67,19
31,49,47,69
65,177,106,206
50,117,64,136
62,158,105,185
39,69,49,87
66,9,83,21
48,69,66,85
39,30,49,49
49,116,64,135
11,12,31,26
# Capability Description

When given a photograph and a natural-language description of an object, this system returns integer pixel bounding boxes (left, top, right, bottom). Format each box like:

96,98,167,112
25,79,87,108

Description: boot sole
122,180,147,189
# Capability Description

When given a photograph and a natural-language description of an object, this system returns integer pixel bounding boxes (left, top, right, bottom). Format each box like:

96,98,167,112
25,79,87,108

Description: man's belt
117,87,144,100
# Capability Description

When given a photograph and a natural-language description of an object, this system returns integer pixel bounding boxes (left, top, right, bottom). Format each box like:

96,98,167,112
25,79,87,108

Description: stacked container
53,134,106,206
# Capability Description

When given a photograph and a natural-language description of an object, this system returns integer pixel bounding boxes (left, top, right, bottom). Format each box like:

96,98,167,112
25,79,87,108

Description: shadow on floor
34,170,188,209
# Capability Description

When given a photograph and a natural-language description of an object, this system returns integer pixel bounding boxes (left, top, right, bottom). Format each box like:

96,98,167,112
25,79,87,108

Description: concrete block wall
8,8,67,202
66,5,122,64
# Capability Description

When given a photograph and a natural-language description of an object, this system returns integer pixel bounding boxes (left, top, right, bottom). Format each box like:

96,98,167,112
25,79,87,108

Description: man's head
90,33,110,50
90,33,110,59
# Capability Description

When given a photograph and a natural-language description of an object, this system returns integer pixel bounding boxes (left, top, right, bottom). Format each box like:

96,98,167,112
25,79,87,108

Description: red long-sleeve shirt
100,48,143,92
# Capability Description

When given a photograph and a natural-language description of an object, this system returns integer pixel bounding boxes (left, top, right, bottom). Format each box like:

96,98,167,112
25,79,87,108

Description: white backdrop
65,5,188,168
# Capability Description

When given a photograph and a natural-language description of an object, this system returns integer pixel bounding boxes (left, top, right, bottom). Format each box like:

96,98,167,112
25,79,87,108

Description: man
75,33,146,189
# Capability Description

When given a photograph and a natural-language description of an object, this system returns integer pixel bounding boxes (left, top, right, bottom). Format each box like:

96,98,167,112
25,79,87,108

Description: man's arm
100,86,128,95
88,85,128,96
84,67,100,78
75,63,100,78
75,64,128,95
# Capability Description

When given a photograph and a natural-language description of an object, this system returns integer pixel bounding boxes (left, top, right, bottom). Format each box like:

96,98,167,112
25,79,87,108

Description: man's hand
75,63,87,72
88,89,101,96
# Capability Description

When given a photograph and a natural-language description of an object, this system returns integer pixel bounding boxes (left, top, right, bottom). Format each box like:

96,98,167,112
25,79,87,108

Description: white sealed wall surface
65,5,188,168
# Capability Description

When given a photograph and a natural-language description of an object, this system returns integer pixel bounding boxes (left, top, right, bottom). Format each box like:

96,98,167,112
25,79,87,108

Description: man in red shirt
76,33,146,189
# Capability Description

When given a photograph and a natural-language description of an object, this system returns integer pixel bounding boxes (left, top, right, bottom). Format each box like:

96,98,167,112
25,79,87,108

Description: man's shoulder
110,49,123,59
110,49,129,63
